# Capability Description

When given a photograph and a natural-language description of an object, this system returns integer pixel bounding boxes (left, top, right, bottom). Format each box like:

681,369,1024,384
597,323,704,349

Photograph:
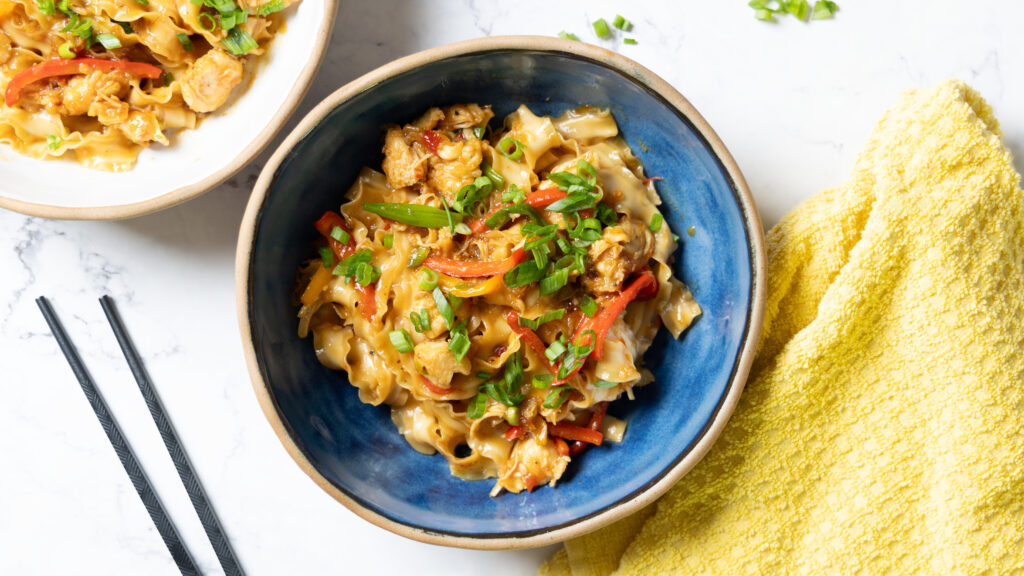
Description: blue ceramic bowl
237,36,765,549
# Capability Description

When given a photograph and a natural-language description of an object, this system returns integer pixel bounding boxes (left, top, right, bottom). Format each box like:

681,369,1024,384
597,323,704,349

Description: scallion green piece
329,225,349,244
592,18,611,38
57,41,75,59
36,0,55,15
811,0,838,19
545,340,566,364
198,13,216,31
594,379,619,388
439,195,456,234
539,267,569,296
448,327,471,362
623,38,637,45
408,246,431,268
482,164,506,190
649,212,663,232
613,14,632,31
432,287,454,329
517,309,565,331
501,184,526,204
557,30,579,41
467,392,487,419
221,26,258,56
503,259,546,289
257,0,285,16
389,329,414,353
116,21,133,34
133,0,148,5
363,202,464,229
476,372,491,380
448,294,463,311
472,125,486,139
498,137,525,161
317,246,334,268
332,249,372,278
543,386,573,409
410,309,431,333
532,374,553,389
580,295,598,318
176,33,193,51
418,268,439,291
45,134,62,151
382,233,393,248
354,261,380,286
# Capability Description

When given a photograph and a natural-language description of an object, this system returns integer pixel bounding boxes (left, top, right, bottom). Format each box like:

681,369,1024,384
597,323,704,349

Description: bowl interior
247,49,755,539
0,0,328,217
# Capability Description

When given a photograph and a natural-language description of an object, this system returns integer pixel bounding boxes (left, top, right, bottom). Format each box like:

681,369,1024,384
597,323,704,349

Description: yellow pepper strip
440,273,504,298
300,265,333,306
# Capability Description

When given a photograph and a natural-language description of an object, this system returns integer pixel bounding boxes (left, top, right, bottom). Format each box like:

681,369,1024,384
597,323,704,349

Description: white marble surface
3,1,1023,574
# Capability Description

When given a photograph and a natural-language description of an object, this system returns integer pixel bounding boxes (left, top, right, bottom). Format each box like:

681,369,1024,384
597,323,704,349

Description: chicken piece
89,96,129,126
496,435,569,494
180,49,243,113
437,103,493,131
584,216,655,294
413,340,471,386
61,70,131,116
410,107,444,131
382,126,426,188
118,109,167,145
427,137,483,196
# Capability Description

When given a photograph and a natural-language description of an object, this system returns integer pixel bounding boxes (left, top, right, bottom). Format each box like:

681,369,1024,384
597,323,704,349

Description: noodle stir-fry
297,104,701,495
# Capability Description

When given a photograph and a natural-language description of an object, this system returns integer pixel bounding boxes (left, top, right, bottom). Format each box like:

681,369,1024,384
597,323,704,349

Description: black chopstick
99,296,244,576
36,297,200,576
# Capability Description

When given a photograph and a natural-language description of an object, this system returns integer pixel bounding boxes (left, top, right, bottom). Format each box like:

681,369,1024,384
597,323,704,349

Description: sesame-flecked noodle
0,0,296,170
296,104,701,496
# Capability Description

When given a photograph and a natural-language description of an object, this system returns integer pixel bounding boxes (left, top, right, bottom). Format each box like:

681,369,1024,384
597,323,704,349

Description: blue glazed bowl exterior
238,37,764,549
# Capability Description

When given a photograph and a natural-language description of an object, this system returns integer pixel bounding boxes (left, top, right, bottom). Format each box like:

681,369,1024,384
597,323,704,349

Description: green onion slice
484,202,543,229
432,287,454,329
545,340,566,364
592,18,610,38
354,262,380,286
407,246,431,268
543,386,573,409
332,249,372,278
613,14,632,31
467,392,487,419
498,137,525,161
317,246,334,268
198,12,216,31
363,202,464,229
539,267,569,296
448,325,471,362
623,38,637,45
811,0,838,19
36,0,55,15
57,41,75,59
649,212,664,232
257,0,285,16
410,309,431,333
45,134,62,151
382,233,394,248
330,225,349,244
594,379,618,388
389,329,414,353
221,26,258,56
580,295,598,318
176,32,193,51
504,259,546,289
418,268,439,291
532,374,553,389
482,164,506,190
557,30,579,41
517,309,565,331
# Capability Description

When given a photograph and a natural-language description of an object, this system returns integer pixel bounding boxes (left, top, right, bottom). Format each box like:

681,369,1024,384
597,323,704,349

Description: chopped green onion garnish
505,406,520,426
448,294,463,311
539,267,569,296
592,18,610,38
649,213,663,232
116,21,133,34
330,225,349,244
354,261,380,286
672,233,680,242
580,295,598,317
176,33,193,51
382,233,394,248
545,340,566,364
389,329,414,353
517,309,565,331
221,26,258,56
501,184,526,204
467,392,487,419
257,0,285,16
472,125,486,139
484,202,543,229
432,287,454,329
418,268,439,291
198,13,216,31
613,14,632,31
133,0,148,4
57,41,75,59
410,309,431,333
408,246,431,268
453,176,493,213
594,379,619,388
95,33,121,49
623,38,637,45
785,0,810,19
543,386,573,409
532,374,553,389
317,246,334,268
448,329,471,362
811,0,837,19
453,222,472,235
503,259,545,289
363,202,464,229
482,164,506,190
36,0,55,15
596,203,618,227
332,249,372,278
439,195,455,234
498,137,525,161
45,134,62,151
476,371,491,380
557,30,579,41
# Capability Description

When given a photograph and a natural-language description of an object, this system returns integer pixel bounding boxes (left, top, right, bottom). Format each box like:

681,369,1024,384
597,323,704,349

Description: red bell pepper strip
569,402,608,456
550,422,603,446
423,247,525,279
5,58,163,107
314,210,375,320
553,436,570,457
504,425,524,441
420,130,443,154
467,188,568,233
553,271,658,385
419,374,451,396
505,311,556,374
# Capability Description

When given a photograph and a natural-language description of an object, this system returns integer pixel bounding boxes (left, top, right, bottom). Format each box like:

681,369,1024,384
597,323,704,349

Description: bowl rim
0,0,337,221
235,35,767,550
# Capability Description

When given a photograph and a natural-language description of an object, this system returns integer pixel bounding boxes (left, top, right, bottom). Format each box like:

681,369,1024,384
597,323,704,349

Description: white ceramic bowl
0,0,336,220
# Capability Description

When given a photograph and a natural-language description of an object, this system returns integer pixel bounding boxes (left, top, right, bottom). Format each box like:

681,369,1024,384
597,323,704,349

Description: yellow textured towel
540,80,1024,575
